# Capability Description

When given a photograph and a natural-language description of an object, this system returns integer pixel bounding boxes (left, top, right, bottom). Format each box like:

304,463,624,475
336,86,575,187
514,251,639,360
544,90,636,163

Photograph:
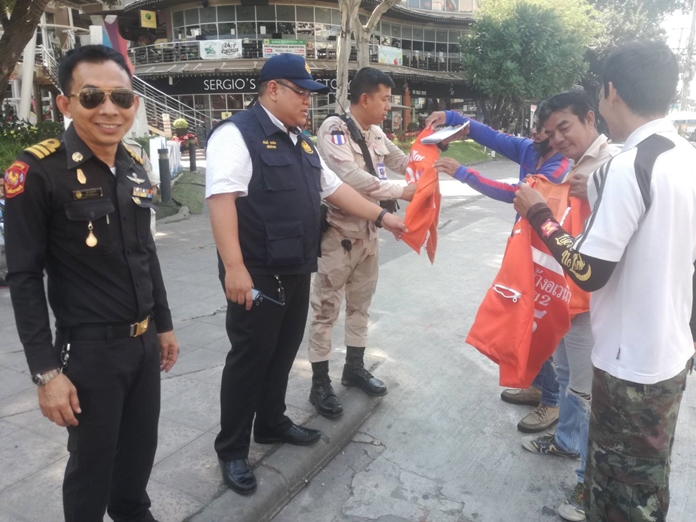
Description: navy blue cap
259,54,330,94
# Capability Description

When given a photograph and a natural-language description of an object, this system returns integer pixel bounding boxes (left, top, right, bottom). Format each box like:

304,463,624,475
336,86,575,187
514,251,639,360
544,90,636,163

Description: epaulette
24,138,61,160
124,145,144,165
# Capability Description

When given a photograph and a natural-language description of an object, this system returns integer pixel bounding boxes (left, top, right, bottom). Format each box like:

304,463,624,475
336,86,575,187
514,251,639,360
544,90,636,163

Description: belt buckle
131,317,149,337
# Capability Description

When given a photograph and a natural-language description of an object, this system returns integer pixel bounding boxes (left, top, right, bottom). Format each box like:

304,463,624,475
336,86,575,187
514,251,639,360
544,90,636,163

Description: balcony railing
128,41,463,74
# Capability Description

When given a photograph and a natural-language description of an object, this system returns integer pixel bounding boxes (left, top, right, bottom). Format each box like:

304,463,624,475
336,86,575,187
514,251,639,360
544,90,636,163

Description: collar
622,118,676,151
63,123,135,171
254,102,303,137
573,134,609,166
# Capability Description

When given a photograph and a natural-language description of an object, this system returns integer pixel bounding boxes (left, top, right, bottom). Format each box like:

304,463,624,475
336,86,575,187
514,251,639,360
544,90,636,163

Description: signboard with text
378,46,403,66
140,10,157,29
199,40,244,60
262,39,306,58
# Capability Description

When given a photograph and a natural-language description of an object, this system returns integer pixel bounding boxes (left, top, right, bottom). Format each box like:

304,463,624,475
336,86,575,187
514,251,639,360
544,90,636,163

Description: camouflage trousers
308,227,379,363
584,362,691,522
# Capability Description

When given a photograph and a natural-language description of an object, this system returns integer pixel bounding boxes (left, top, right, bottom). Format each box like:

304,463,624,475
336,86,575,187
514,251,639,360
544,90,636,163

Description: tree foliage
479,0,604,48
461,3,587,129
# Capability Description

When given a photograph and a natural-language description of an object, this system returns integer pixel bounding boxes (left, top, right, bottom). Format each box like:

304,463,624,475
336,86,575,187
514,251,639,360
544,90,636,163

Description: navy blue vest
208,103,322,275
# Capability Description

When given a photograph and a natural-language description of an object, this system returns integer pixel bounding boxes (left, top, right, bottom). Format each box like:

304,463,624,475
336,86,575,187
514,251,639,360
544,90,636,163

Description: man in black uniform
206,54,407,495
4,45,178,522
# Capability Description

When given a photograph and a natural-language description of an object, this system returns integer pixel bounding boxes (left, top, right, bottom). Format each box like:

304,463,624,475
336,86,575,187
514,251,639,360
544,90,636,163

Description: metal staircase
37,46,212,141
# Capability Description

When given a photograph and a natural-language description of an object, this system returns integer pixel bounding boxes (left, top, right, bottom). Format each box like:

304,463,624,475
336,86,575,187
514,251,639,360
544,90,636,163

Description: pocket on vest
265,221,305,266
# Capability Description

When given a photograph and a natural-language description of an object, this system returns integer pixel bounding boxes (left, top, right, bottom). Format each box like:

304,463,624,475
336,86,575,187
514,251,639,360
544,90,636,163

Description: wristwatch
32,368,62,386
375,208,389,228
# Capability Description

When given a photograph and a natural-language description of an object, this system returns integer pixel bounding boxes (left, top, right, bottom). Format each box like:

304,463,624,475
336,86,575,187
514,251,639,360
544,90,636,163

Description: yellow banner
140,10,157,29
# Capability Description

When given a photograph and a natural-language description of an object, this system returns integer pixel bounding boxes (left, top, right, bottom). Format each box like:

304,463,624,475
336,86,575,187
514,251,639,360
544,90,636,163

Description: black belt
62,316,151,342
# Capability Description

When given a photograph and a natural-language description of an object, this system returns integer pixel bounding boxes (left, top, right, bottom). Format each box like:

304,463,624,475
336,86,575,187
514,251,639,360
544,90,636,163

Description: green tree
461,3,587,130
479,0,604,48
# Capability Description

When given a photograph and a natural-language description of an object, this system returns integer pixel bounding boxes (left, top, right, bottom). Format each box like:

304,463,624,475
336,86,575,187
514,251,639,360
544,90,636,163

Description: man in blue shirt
425,109,571,434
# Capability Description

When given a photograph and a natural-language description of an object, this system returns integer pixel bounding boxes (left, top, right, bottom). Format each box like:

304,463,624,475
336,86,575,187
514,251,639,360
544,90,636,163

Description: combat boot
309,361,343,418
342,346,387,396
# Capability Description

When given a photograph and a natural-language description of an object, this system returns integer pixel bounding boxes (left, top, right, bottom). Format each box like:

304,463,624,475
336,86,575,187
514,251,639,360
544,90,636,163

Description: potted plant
172,118,189,137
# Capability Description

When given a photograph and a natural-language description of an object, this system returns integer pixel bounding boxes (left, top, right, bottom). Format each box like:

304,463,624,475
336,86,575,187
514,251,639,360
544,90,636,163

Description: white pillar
19,31,38,120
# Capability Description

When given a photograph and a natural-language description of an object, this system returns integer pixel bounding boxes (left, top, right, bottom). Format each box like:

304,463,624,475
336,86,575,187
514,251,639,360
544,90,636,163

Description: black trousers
215,273,311,461
61,326,160,522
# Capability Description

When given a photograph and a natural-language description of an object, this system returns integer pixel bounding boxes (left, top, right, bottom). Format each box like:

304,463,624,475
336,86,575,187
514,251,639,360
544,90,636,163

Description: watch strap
375,208,389,228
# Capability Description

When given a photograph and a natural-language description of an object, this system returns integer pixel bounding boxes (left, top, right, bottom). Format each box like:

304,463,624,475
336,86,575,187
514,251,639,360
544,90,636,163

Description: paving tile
0,419,20,440
0,428,67,491
154,417,207,465
0,368,33,401
171,322,228,351
168,348,226,378
160,376,220,431
146,479,206,522
0,456,66,522
3,409,68,446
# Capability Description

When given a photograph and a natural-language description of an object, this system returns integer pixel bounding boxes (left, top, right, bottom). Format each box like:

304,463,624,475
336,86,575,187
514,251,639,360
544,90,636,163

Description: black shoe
310,380,344,418
219,458,256,495
342,346,387,397
254,424,322,445
310,361,343,419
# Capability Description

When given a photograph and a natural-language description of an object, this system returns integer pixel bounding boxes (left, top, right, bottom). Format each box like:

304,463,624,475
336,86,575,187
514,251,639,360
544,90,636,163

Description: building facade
119,0,481,133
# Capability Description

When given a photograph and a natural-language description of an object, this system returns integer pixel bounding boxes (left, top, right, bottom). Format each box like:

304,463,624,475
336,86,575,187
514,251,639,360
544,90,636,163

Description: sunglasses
69,88,135,109
276,81,314,99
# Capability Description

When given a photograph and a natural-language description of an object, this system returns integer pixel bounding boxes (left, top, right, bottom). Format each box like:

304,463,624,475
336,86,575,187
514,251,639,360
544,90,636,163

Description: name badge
377,163,388,181
73,188,103,200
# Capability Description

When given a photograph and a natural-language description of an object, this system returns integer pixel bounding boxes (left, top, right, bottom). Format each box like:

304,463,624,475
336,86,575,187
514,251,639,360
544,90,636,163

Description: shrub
172,118,189,129
407,121,420,132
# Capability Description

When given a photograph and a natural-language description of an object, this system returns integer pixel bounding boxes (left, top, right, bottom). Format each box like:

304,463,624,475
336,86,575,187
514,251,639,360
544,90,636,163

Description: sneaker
521,434,580,459
516,403,559,433
558,482,586,521
500,386,541,406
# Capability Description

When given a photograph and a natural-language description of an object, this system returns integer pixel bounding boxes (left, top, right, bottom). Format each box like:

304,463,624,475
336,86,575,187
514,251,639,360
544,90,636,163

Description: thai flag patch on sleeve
331,131,346,145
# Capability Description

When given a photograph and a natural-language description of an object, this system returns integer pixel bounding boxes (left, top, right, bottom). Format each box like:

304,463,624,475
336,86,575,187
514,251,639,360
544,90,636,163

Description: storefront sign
378,46,403,66
140,10,157,29
262,39,306,58
199,40,243,60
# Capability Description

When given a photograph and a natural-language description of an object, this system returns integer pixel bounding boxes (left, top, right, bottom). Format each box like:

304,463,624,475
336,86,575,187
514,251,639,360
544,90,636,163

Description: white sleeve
205,123,253,198
319,154,343,198
574,151,645,262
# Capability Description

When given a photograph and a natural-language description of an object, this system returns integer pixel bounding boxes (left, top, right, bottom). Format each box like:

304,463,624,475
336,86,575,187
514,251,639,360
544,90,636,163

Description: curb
187,389,381,522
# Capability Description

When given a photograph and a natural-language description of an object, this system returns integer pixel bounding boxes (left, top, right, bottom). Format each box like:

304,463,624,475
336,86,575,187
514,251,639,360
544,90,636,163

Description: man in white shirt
514,41,696,521
205,54,407,496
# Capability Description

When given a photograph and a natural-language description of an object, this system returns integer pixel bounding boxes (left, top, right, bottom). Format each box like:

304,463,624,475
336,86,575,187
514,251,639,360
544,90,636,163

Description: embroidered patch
301,140,313,154
540,219,561,238
304,61,312,74
331,131,346,145
4,161,29,198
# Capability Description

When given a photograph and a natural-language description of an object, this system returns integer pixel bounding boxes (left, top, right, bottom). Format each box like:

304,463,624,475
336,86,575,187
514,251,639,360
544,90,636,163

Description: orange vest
466,176,590,388
402,129,442,263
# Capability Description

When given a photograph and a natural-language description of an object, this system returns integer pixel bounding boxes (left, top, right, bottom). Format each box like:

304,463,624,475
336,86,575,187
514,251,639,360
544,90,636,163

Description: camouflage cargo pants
308,227,379,363
584,362,691,522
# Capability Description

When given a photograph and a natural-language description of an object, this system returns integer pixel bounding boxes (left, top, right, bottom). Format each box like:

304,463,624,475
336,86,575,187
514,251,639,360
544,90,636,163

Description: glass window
381,35,390,46
413,28,424,40
392,38,401,48
448,43,459,53
316,7,331,23
413,40,423,51
212,94,226,111
436,30,447,43
186,25,200,38
227,94,243,111
172,11,184,27
184,9,199,25
424,41,435,52
297,22,314,37
408,0,419,7
278,22,296,35
402,40,412,50
200,7,216,23
194,95,210,112
180,95,193,108
297,7,314,22
257,22,276,36
424,29,435,41
256,5,275,20
236,6,255,21
201,24,217,37
331,9,342,25
392,25,401,38
449,30,461,42
218,6,235,22
277,5,295,21
432,0,445,10
237,22,256,36
219,22,236,36
382,23,391,36
402,27,412,40
421,0,432,9
446,0,459,11
436,43,447,53
315,23,330,40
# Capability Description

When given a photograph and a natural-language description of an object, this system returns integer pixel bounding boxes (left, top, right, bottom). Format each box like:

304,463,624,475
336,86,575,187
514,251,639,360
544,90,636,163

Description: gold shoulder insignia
124,145,144,165
24,138,61,160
